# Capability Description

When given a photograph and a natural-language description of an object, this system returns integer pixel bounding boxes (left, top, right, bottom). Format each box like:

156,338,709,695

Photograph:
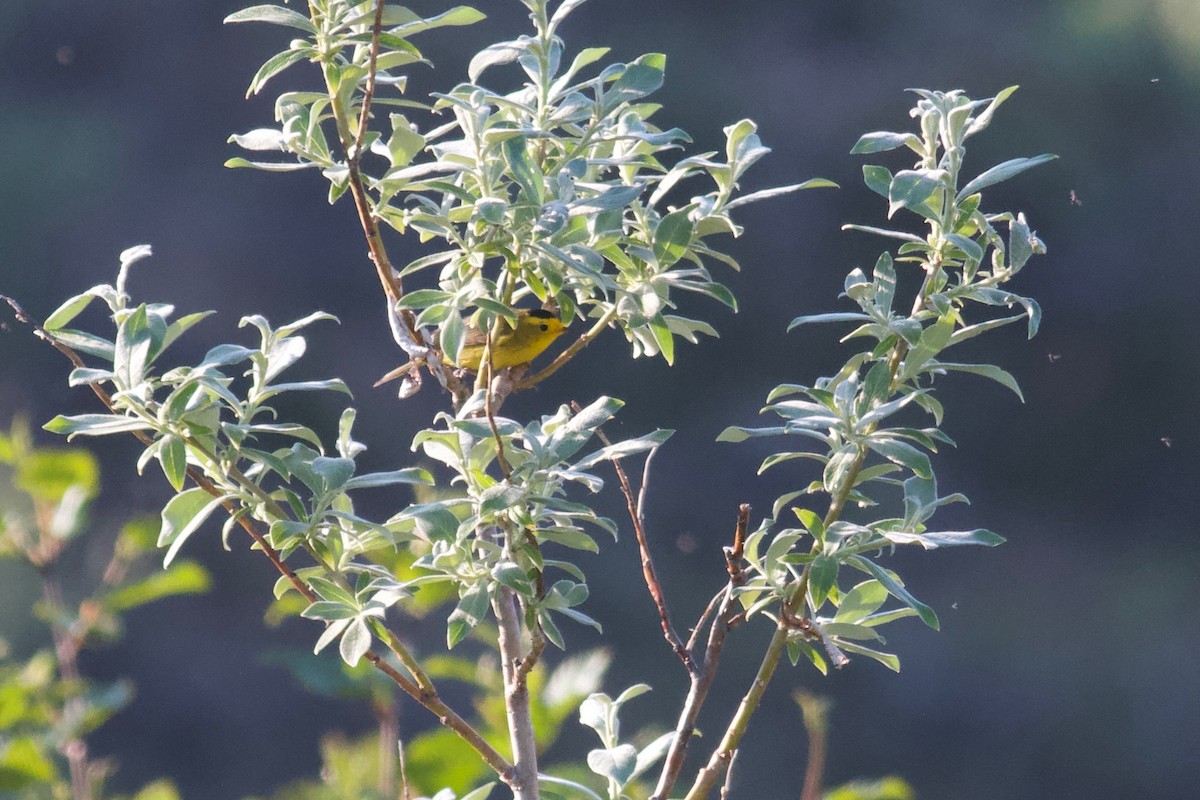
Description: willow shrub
29,2,1051,799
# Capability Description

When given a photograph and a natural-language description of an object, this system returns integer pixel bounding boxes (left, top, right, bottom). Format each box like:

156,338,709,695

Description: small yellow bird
375,308,568,386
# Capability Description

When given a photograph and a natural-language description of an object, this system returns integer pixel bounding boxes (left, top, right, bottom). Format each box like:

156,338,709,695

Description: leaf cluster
227,0,830,372
719,88,1051,673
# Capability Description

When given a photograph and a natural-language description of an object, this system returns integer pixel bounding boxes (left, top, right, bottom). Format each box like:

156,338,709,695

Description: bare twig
481,341,513,477
351,0,385,167
650,506,750,800
580,408,694,674
685,589,724,654
514,625,546,685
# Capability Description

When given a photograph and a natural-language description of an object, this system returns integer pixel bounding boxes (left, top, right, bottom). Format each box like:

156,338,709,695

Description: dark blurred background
2,1,1199,798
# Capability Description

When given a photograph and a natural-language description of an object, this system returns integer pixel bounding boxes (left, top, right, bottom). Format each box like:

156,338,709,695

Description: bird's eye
540,324,549,331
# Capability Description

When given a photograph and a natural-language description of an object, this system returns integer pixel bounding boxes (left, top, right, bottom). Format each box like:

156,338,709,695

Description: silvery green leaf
850,131,922,154
587,744,638,785
881,529,1005,549
468,38,526,82
158,488,229,567
957,154,1057,200
846,555,938,630
224,5,315,31
888,169,946,218
924,361,1024,402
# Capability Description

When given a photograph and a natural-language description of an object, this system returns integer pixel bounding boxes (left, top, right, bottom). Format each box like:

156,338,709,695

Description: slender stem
596,435,693,673
41,579,92,800
493,585,541,800
651,506,750,800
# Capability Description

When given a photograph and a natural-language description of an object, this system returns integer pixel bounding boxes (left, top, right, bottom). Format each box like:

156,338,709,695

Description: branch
585,414,694,674
493,584,542,800
3,296,514,784
683,262,945,799
650,505,749,800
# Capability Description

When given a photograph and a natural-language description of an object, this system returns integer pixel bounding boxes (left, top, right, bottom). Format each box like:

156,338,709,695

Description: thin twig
481,339,513,477
351,0,385,168
685,589,724,654
650,506,750,800
514,625,546,685
580,409,694,675
720,748,739,800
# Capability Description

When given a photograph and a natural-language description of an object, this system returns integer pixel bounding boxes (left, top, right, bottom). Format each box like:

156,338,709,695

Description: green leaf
104,561,211,612
159,435,188,491
723,178,838,210
957,154,1057,200
0,737,57,789
888,169,945,218
14,448,99,502
882,529,1005,549
44,292,100,331
447,584,490,649
653,209,693,267
224,157,314,172
503,135,544,205
587,744,638,785
945,232,984,263
851,131,921,155
114,304,155,387
867,437,932,479
834,580,889,623
339,617,372,666
44,414,154,439
224,5,316,32
460,783,499,800
343,468,434,490
861,164,892,199
836,640,901,672
468,38,525,82
158,488,228,567
842,223,924,244
245,48,308,96
649,314,675,365
787,312,871,332
846,555,938,630
604,53,666,110
926,361,1024,402
965,85,1020,138
899,315,955,382
808,555,838,608
492,562,534,596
